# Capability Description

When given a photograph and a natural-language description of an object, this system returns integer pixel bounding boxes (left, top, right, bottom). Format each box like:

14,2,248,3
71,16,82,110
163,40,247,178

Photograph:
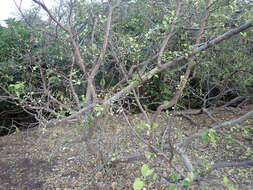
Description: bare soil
0,105,253,190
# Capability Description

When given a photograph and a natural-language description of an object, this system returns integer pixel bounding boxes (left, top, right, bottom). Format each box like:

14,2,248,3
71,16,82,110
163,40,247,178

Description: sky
0,0,54,26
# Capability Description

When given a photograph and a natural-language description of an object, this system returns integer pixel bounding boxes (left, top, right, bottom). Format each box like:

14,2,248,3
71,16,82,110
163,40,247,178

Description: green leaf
240,32,247,38
138,122,150,129
96,111,101,116
201,128,209,143
169,184,177,190
228,186,235,190
48,76,59,82
100,79,106,87
183,180,190,186
226,145,231,149
224,176,229,185
152,123,159,128
171,173,178,181
180,75,184,82
163,100,169,105
208,129,217,148
145,152,152,160
148,74,153,79
153,173,158,181
133,178,144,190
141,164,153,177
92,43,97,51
200,186,208,190
171,10,175,17
146,129,151,136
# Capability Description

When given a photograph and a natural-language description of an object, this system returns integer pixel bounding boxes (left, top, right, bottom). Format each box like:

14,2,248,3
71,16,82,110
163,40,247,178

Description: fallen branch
203,159,253,177
177,109,253,147
110,153,146,165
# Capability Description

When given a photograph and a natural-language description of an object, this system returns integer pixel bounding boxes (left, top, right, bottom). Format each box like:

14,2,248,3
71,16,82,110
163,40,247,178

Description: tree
1,0,253,187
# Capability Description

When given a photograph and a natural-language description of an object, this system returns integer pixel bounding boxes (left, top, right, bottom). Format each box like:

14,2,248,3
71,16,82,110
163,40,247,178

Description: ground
0,105,252,190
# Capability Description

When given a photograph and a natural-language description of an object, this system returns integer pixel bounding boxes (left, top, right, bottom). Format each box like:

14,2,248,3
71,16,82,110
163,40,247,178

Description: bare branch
91,0,122,77
86,0,122,102
153,0,211,122
132,88,151,125
32,0,87,75
69,56,80,107
157,0,182,68
58,19,253,123
32,0,69,32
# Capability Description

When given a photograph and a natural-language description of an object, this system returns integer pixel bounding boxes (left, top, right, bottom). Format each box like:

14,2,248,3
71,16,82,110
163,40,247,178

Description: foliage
1,0,252,114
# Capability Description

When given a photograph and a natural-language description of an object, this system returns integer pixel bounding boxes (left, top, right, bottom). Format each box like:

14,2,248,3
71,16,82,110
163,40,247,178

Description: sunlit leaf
133,178,144,190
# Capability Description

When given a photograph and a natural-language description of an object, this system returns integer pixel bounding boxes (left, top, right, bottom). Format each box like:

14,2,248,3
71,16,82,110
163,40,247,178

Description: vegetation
0,0,253,189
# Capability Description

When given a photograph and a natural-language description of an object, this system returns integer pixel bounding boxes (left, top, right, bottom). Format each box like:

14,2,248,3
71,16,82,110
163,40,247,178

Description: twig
122,108,183,177
153,0,211,122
